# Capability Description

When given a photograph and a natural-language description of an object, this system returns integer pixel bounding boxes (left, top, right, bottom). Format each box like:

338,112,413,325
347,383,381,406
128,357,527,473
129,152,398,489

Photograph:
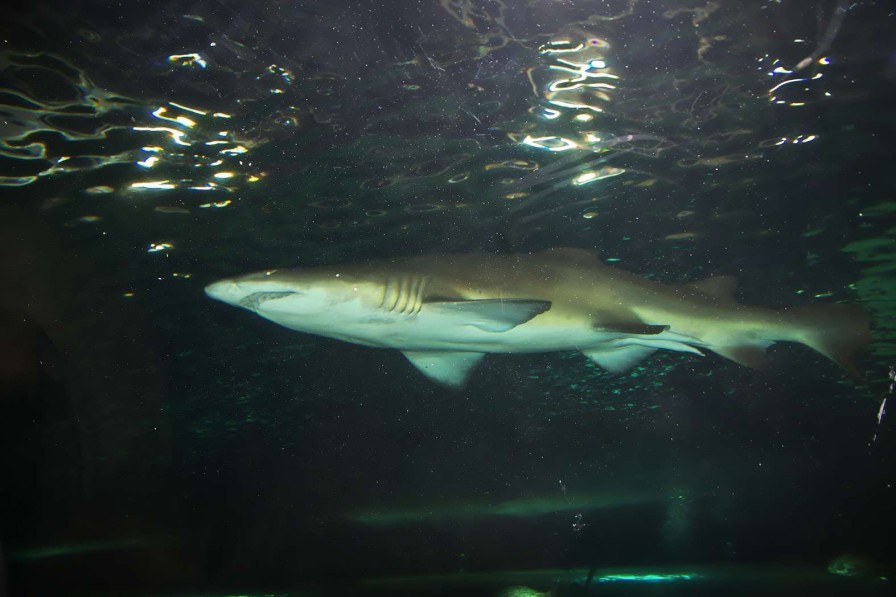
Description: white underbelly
335,311,642,353
260,304,707,356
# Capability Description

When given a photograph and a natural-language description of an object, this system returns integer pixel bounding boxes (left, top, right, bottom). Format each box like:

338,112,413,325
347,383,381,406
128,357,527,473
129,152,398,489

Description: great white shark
205,248,869,387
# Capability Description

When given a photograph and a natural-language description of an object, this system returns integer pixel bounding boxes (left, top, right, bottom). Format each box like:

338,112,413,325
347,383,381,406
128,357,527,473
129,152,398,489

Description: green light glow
10,537,151,561
597,572,699,583
348,489,685,526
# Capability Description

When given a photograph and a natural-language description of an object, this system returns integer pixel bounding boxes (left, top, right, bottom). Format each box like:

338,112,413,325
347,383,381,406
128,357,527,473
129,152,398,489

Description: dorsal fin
534,247,600,262
685,275,738,302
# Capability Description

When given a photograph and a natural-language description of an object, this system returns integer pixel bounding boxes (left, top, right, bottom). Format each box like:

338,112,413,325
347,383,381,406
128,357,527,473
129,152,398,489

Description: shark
205,248,870,387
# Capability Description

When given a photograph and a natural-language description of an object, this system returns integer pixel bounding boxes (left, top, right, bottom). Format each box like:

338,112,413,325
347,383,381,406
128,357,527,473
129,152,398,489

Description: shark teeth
238,291,296,310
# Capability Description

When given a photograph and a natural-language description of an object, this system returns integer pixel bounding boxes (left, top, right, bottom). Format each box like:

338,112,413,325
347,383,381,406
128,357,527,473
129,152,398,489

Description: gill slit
380,277,399,312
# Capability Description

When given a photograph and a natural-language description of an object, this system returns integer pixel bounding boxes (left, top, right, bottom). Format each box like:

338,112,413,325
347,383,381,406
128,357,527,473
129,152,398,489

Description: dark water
1,0,895,595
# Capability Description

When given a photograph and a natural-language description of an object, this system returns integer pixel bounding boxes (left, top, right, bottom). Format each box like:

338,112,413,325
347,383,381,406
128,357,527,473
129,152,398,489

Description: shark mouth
238,291,296,310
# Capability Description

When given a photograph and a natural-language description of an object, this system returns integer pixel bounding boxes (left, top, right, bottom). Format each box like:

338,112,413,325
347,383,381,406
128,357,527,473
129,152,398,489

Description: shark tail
789,303,871,377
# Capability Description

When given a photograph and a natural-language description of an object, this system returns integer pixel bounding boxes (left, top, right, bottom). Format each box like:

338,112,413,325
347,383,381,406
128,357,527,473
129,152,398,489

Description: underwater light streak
539,40,584,53
167,53,207,68
573,168,624,186
220,145,248,155
133,126,191,146
0,50,258,195
0,176,35,186
151,107,197,128
521,135,580,152
547,65,614,78
765,31,831,108
484,160,538,172
573,172,598,185
572,172,597,187
597,572,700,583
129,180,175,190
874,365,894,443
199,200,232,208
550,60,615,75
9,538,158,561
770,134,818,146
527,33,621,161
169,101,207,115
768,77,808,94
546,59,618,94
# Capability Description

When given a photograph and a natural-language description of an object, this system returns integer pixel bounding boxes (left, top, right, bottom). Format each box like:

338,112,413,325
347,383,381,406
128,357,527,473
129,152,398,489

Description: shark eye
264,270,277,276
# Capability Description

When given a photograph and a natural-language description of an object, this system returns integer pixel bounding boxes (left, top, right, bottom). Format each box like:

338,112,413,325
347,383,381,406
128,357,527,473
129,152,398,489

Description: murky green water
1,1,894,595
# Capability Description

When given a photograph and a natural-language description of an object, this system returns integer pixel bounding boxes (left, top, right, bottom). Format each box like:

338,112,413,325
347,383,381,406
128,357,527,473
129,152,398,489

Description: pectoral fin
402,350,486,387
426,299,551,332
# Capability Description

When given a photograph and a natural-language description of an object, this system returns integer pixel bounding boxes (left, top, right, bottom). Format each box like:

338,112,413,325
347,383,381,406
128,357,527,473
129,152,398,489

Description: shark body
205,248,869,386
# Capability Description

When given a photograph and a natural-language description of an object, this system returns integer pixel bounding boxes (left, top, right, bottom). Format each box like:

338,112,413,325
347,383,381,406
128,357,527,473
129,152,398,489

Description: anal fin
402,350,486,387
582,346,656,373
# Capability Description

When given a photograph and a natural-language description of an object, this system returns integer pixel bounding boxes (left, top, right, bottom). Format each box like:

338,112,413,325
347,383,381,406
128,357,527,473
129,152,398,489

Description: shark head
205,267,394,334
207,268,306,311
206,261,556,377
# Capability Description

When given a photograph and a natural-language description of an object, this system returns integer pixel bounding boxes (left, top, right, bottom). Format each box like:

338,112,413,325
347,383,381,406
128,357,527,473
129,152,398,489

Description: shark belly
255,299,708,387
259,302,609,353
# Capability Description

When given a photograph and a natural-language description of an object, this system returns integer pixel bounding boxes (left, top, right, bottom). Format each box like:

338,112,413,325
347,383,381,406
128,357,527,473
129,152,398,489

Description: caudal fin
790,304,871,377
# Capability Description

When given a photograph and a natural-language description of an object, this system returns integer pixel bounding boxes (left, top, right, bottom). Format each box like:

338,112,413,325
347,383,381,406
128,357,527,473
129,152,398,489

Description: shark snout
206,278,301,311
205,280,240,303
